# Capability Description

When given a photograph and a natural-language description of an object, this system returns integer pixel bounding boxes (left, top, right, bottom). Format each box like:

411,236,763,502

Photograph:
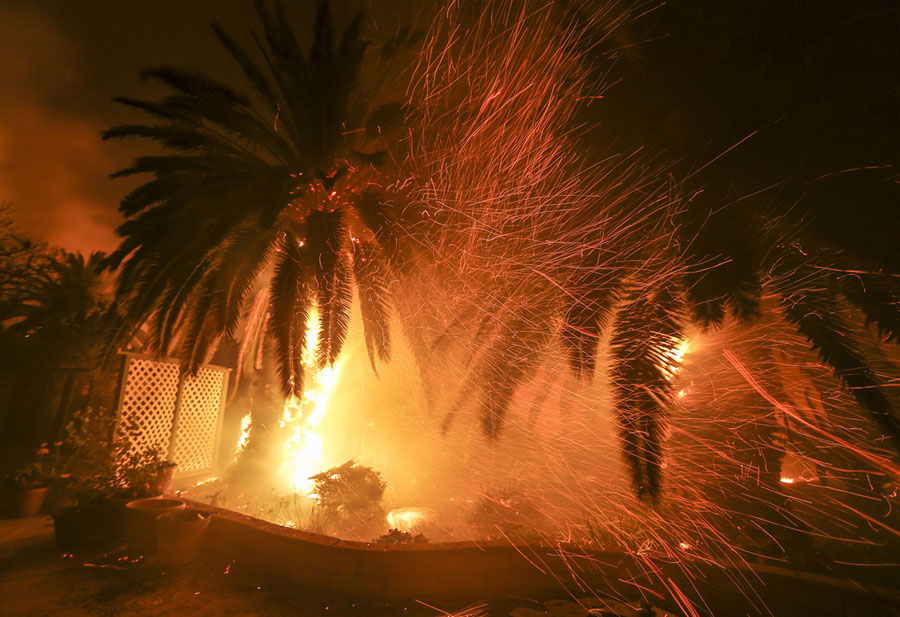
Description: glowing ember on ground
387,508,431,532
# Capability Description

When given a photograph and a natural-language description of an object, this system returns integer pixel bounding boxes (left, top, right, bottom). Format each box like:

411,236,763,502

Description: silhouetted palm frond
772,246,900,447
677,188,762,328
609,284,686,502
105,0,419,394
560,266,622,381
352,239,393,370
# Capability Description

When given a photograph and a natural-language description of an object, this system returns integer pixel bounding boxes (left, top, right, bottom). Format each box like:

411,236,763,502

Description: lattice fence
115,353,229,482
173,368,226,474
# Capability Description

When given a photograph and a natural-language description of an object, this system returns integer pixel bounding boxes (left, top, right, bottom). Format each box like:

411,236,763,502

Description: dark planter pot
125,498,185,556
53,504,107,550
5,486,50,518
46,482,78,513
102,495,136,543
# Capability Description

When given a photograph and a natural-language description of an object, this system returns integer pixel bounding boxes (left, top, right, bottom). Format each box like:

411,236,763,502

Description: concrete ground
0,516,661,617
0,516,489,617
3,515,898,617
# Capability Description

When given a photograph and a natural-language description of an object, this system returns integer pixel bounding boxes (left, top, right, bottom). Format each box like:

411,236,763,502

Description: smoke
0,4,123,253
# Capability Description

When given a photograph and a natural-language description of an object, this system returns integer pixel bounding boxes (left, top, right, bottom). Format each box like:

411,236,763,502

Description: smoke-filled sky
0,0,413,254
0,1,259,253
2,0,897,254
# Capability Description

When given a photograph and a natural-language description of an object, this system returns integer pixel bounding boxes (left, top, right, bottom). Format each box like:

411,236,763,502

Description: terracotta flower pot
157,510,210,565
101,486,163,543
6,486,50,518
125,498,185,556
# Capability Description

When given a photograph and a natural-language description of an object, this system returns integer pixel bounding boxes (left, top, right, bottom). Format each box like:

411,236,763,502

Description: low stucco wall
190,502,900,614
197,506,640,598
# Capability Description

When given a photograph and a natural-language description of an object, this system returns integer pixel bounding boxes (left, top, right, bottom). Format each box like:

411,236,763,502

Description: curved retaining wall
198,506,638,598
193,503,900,615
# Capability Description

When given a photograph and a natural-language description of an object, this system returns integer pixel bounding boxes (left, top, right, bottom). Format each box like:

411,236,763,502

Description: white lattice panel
116,354,228,482
117,358,180,456
173,367,225,474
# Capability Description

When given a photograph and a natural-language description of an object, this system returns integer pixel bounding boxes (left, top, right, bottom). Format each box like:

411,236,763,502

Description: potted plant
98,441,170,544
50,407,170,549
2,452,51,518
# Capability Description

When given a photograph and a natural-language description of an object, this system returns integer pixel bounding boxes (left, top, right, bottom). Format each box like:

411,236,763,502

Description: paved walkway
0,517,643,617
0,516,475,617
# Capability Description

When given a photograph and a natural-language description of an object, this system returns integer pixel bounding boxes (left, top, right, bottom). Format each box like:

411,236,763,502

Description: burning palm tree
104,0,416,398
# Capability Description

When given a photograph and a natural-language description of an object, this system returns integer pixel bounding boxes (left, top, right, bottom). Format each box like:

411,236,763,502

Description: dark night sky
1,1,897,254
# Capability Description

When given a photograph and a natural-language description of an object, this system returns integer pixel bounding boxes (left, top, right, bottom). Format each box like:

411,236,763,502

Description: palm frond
111,96,198,123
838,272,900,344
560,266,621,380
351,188,402,265
773,248,900,446
176,278,223,376
352,239,392,370
109,154,252,179
677,188,762,327
609,284,685,503
139,65,252,107
211,21,279,112
268,236,310,398
305,210,350,368
102,123,253,158
477,315,548,438
214,223,280,339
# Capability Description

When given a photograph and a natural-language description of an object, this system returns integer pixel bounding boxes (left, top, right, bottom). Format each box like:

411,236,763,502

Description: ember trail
103,0,900,590
2,0,898,614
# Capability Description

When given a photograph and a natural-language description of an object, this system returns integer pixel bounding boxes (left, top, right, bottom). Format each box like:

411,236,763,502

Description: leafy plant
61,407,167,501
2,442,64,489
309,459,386,538
374,528,428,545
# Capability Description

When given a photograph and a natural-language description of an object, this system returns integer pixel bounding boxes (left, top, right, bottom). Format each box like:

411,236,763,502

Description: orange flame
279,308,342,493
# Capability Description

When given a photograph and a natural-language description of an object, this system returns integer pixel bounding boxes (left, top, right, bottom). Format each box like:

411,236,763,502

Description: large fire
182,2,900,602
278,308,342,494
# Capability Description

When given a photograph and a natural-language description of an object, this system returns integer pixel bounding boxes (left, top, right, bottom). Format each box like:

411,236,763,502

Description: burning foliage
309,460,387,539
108,0,900,604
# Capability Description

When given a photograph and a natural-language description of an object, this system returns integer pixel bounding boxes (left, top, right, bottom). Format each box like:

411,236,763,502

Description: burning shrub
309,460,387,539
374,528,428,545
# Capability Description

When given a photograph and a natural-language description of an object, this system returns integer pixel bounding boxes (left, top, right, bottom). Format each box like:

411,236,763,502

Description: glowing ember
279,308,342,493
661,338,691,381
779,450,818,484
387,508,431,532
